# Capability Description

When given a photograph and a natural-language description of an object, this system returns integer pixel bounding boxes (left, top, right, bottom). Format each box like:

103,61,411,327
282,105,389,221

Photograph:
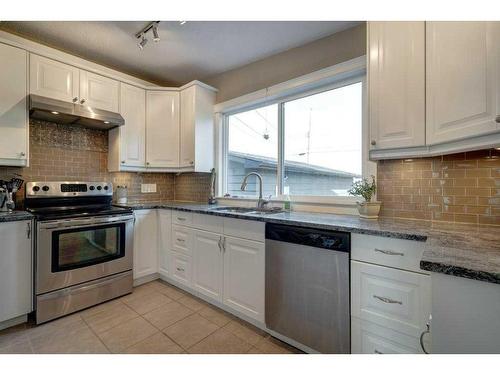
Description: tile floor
0,280,302,354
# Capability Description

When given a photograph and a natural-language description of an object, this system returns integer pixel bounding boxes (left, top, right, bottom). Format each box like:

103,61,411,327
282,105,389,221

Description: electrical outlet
141,183,157,193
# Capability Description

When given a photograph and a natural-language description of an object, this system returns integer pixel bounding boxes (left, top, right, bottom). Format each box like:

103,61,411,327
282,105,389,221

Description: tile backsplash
377,150,500,225
0,120,210,205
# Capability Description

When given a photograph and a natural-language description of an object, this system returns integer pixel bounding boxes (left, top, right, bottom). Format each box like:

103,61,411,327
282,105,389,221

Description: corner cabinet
368,22,425,150
0,43,29,167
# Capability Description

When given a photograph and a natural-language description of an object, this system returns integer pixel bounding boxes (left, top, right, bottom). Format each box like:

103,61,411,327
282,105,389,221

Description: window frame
216,57,375,205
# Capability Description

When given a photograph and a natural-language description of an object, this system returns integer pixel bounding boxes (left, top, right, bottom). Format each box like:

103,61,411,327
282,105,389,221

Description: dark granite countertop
0,211,34,223
116,200,500,285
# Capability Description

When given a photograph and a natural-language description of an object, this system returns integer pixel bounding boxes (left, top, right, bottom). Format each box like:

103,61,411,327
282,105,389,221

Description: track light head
138,35,148,49
152,24,160,42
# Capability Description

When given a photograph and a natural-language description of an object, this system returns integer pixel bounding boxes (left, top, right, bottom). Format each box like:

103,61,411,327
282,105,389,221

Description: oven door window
52,223,126,272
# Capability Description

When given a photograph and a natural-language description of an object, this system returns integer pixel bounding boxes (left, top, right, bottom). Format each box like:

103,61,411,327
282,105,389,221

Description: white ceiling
0,21,360,85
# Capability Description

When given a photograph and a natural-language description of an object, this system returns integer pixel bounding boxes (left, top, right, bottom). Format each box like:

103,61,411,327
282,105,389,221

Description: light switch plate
141,183,157,193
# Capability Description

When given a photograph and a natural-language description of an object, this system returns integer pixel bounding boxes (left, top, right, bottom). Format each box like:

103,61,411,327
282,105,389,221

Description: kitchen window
218,59,373,203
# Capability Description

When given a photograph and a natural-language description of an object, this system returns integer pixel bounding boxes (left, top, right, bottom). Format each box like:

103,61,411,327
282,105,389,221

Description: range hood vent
29,95,124,130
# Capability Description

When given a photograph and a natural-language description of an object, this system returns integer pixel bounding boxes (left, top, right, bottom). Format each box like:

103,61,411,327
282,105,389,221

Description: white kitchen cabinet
79,70,120,112
426,21,500,145
169,251,192,287
133,210,158,280
179,83,216,171
368,22,425,150
146,91,180,168
108,83,146,170
192,229,223,301
30,54,80,103
0,220,32,326
0,43,29,167
158,209,171,277
223,236,265,323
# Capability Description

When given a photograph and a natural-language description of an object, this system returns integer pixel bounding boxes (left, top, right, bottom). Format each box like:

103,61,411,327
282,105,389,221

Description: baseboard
0,314,28,331
133,273,160,286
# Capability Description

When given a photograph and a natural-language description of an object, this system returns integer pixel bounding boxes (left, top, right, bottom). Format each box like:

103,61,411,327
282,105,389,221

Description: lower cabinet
223,236,265,323
0,220,33,325
169,250,192,287
192,229,223,301
158,209,171,277
133,210,158,280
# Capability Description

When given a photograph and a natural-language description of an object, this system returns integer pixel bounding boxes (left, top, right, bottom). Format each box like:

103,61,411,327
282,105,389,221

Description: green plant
348,175,377,202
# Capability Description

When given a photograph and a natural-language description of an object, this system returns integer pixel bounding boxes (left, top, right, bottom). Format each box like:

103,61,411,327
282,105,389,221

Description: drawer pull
374,349,383,354
373,295,403,305
177,217,186,221
176,267,185,272
374,248,404,256
176,238,185,242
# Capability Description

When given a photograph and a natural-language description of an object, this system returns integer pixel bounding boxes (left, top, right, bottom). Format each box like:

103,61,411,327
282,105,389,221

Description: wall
377,150,500,225
0,120,210,205
204,24,366,103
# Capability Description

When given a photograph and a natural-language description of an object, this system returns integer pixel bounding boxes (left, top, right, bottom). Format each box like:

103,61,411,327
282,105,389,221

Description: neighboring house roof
229,151,360,178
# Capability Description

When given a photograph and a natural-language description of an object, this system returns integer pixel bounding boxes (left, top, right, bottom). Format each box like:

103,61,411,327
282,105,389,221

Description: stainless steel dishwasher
265,223,350,354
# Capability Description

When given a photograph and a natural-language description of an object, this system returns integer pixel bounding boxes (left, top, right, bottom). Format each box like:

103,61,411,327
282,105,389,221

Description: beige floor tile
143,301,194,330
198,305,234,327
120,283,158,304
163,314,219,349
152,281,186,301
124,332,184,354
188,329,252,354
26,313,84,341
97,316,158,353
253,336,301,354
31,322,108,354
0,323,29,350
0,338,33,354
223,320,268,346
80,299,124,319
83,303,139,334
177,294,206,311
123,291,173,315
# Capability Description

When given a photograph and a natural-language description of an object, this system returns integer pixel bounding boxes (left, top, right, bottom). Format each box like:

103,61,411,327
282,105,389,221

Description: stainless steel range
25,181,134,324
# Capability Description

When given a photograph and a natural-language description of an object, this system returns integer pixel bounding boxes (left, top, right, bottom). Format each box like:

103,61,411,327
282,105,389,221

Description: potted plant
348,175,381,219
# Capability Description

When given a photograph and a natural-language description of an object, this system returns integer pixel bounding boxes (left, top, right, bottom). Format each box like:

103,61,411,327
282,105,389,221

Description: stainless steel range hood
29,95,124,130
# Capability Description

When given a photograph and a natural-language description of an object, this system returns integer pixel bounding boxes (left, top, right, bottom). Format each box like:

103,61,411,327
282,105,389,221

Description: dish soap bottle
283,194,292,211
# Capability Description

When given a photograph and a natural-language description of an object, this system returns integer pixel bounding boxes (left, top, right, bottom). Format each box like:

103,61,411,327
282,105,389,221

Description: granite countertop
118,201,500,285
0,210,34,223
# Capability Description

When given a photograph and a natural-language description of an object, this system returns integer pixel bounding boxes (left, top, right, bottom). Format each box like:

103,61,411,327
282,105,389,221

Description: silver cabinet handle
189,161,194,165
80,98,86,104
222,237,226,253
371,140,376,146
20,152,26,157
496,115,500,123
374,248,404,256
72,97,78,103
373,295,402,305
176,267,185,272
121,160,125,164
177,217,186,221
420,314,432,354
374,349,383,354
218,236,222,252
26,222,31,239
176,238,185,242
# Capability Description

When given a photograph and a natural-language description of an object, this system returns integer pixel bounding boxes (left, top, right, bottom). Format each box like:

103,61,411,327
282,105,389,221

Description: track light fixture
135,21,160,50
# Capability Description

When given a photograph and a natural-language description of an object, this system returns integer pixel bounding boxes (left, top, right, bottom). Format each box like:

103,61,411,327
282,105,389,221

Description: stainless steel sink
210,206,284,215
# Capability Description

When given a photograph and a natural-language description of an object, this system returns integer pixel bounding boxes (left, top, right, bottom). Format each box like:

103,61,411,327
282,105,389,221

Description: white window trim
214,55,375,206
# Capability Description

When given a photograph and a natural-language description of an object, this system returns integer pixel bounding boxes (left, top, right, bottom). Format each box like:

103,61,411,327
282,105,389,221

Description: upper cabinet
30,54,80,103
146,90,180,168
368,22,425,150
369,21,500,160
79,70,120,112
0,43,28,166
426,22,500,145
30,54,120,112
179,84,216,171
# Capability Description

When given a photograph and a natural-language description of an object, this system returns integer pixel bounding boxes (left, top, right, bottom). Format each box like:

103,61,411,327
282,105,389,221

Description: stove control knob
32,186,40,192
89,186,95,191
97,186,102,190
42,185,50,192
103,186,109,191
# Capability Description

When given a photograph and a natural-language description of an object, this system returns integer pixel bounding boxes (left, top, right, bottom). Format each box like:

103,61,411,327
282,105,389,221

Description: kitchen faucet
240,172,270,209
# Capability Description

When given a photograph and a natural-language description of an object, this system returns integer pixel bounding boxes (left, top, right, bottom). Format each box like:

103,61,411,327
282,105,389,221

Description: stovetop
26,204,132,221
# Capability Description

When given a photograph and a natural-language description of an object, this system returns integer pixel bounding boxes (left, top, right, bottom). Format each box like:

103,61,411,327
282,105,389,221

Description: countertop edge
0,212,34,223
420,260,500,285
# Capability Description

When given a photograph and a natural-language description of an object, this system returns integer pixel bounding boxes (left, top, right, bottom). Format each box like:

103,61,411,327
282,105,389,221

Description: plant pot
356,201,381,219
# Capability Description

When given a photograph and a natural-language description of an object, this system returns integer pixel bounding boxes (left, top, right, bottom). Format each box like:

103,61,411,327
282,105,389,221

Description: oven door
36,214,134,295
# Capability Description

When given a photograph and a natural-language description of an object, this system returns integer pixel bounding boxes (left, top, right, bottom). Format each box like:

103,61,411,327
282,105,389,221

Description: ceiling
0,21,361,86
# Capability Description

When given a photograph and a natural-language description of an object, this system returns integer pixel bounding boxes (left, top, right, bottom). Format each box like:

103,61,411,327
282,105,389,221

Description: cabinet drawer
172,211,193,226
223,218,264,242
351,260,431,338
351,317,424,354
193,213,223,233
169,251,192,287
172,225,193,255
351,233,427,274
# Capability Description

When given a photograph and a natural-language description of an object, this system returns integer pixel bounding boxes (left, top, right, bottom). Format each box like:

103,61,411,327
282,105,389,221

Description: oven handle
39,214,135,230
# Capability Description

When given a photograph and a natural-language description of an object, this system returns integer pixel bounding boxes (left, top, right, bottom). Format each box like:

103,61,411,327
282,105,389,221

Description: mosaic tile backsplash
0,120,210,205
377,150,500,225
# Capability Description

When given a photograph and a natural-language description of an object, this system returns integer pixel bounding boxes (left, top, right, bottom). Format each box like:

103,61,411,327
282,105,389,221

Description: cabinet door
193,230,223,302
426,21,500,144
119,83,146,167
146,91,180,168
0,43,28,165
179,86,196,168
29,54,79,103
158,209,171,277
133,210,158,280
0,220,32,322
79,70,120,112
223,236,265,322
368,22,425,150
